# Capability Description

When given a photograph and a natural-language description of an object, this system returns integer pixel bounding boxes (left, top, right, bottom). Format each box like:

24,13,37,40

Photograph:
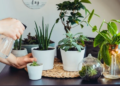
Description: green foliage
30,61,39,66
88,9,94,23
79,65,97,78
56,0,97,33
58,31,84,52
22,33,38,44
34,17,55,50
77,35,89,45
14,36,22,50
89,19,120,66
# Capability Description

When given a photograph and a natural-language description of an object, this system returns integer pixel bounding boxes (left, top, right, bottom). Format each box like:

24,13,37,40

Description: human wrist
0,21,4,35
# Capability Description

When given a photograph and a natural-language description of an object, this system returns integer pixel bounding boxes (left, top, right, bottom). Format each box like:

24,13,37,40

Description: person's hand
0,18,25,40
6,53,37,69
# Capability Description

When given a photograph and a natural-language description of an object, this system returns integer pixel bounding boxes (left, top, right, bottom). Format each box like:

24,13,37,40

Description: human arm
0,53,37,69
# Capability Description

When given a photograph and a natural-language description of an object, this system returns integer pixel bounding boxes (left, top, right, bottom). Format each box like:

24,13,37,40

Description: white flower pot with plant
27,61,43,80
32,17,55,70
12,36,28,57
59,31,87,71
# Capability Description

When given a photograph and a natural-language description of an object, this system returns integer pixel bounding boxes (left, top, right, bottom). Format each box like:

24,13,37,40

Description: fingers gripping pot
0,24,27,58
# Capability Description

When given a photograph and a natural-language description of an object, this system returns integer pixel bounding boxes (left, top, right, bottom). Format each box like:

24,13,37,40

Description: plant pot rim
22,44,38,46
60,48,85,52
27,63,43,68
12,48,27,51
31,47,55,51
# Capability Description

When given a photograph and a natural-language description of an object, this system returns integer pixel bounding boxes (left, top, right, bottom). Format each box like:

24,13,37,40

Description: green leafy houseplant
34,17,55,50
89,19,120,66
30,61,39,66
77,35,90,46
14,36,22,50
22,33,38,44
58,30,86,52
56,0,99,33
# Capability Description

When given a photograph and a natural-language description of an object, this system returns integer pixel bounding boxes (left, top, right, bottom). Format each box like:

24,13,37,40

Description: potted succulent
22,33,55,53
32,17,55,70
56,0,99,61
58,31,86,71
89,19,120,78
12,36,28,57
27,61,43,80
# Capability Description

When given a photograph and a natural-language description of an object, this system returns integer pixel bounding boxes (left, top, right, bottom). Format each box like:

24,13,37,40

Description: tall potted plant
89,19,120,79
12,36,28,57
56,0,99,61
32,17,55,70
58,31,87,71
22,33,55,53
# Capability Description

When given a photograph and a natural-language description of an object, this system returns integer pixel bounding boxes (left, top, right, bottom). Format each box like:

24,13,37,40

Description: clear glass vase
103,45,120,79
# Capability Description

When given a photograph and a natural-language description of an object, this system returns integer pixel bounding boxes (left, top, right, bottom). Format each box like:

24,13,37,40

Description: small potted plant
27,61,43,80
58,31,86,71
32,17,55,70
22,33,55,53
12,36,28,57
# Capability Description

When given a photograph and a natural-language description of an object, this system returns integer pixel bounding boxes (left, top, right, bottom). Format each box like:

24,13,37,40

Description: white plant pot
11,48,28,57
27,63,43,80
60,49,85,71
32,47,55,70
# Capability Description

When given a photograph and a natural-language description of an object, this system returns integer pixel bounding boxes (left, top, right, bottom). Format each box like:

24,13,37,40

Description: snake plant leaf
107,22,118,36
88,9,94,23
102,45,111,66
92,26,97,32
80,0,91,4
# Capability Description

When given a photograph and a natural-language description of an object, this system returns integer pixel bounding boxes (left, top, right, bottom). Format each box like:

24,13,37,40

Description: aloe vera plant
34,18,55,50
30,61,39,66
14,36,22,50
88,19,120,66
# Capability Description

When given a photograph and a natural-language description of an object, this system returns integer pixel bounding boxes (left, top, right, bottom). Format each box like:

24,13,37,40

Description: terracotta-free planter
57,46,86,63
31,47,55,70
60,49,85,71
11,48,28,57
22,43,55,53
27,63,43,80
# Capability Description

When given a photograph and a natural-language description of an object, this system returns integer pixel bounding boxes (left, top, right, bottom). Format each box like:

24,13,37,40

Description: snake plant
34,17,55,50
14,36,22,50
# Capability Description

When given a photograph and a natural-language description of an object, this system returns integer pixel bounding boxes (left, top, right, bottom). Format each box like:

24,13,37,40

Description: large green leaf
88,9,94,23
93,30,108,47
80,0,91,4
102,45,111,66
107,22,118,36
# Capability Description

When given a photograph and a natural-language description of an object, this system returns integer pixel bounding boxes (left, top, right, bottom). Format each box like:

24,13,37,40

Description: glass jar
79,54,103,81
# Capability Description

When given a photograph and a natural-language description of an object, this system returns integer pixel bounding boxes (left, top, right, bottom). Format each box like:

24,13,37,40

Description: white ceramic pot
32,47,55,70
60,49,85,71
11,48,28,57
27,63,43,80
